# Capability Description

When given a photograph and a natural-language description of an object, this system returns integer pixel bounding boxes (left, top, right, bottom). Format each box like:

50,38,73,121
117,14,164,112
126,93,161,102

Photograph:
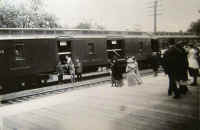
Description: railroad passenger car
57,35,108,72
0,28,199,94
0,36,58,93
124,35,152,69
151,34,200,54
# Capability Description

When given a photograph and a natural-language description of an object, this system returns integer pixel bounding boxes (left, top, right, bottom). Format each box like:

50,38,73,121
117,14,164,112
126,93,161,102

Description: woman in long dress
188,43,199,86
126,57,142,87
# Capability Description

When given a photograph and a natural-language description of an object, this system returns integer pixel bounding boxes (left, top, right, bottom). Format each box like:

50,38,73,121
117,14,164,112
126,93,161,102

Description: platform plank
0,74,199,130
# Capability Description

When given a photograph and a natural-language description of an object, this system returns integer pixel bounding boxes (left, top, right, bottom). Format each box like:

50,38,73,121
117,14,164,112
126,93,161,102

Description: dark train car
105,35,125,60
148,35,200,67
0,28,199,94
124,35,152,69
151,35,200,54
57,35,127,72
57,35,108,72
105,35,126,72
0,36,58,93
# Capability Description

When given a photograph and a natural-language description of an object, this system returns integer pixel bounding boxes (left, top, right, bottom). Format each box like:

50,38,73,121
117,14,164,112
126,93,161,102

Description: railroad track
0,69,156,105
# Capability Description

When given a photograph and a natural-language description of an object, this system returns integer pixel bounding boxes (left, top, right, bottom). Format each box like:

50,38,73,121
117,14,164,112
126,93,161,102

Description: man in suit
163,40,181,99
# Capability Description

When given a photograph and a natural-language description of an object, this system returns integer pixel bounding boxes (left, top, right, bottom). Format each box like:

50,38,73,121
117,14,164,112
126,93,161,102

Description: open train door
151,38,159,52
106,36,126,72
56,36,73,64
106,36,125,60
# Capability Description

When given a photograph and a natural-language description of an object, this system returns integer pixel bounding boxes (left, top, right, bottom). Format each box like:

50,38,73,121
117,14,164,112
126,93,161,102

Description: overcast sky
42,0,199,32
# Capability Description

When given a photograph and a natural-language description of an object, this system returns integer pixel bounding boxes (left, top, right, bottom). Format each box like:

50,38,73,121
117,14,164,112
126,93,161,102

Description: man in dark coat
175,42,189,94
110,57,118,87
163,46,179,98
163,40,189,98
163,41,187,98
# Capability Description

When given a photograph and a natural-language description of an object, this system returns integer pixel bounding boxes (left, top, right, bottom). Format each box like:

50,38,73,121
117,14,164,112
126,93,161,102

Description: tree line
188,19,200,35
0,0,60,28
2,0,198,32
0,0,105,29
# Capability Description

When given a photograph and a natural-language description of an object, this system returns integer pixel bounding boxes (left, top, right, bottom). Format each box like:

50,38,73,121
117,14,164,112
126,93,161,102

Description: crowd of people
56,55,83,83
110,56,124,87
55,41,199,98
162,40,200,99
109,39,200,100
110,55,142,87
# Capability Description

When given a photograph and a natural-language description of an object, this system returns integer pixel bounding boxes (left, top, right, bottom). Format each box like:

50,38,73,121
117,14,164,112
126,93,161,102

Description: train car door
56,37,72,64
9,42,28,70
151,38,159,52
106,38,125,60
0,41,9,77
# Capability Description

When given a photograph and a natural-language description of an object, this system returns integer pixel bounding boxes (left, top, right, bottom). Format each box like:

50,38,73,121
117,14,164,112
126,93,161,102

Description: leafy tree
188,10,200,35
75,22,92,29
0,0,61,28
94,23,105,30
188,19,200,35
75,21,105,30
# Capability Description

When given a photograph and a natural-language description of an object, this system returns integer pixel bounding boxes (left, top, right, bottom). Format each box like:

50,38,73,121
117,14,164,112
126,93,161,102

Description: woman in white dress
126,56,142,87
188,43,199,86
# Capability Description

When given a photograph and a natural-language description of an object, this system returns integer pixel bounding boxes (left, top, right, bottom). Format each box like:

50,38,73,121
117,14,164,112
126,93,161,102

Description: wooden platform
0,69,153,101
0,74,199,130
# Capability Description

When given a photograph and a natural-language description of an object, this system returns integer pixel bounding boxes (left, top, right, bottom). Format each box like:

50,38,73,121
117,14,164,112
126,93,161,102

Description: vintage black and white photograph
0,0,199,129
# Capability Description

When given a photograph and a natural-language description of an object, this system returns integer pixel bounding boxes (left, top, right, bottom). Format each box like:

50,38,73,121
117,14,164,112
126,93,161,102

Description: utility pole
146,0,163,34
154,0,157,34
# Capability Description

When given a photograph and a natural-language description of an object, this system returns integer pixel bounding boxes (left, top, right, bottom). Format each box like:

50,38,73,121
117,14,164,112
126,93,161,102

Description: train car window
139,42,144,50
57,41,71,52
151,39,159,52
112,40,117,44
60,41,67,46
15,44,25,61
88,43,95,54
162,42,168,49
9,44,27,69
116,40,123,49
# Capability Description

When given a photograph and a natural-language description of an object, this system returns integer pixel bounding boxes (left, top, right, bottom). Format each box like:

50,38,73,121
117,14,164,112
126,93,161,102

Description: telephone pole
154,0,157,33
146,0,163,34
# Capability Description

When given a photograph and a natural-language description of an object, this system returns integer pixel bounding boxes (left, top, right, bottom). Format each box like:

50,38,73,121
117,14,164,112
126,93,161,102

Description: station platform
0,73,199,130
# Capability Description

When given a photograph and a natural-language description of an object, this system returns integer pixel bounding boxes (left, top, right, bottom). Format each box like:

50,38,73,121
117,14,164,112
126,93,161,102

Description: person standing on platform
188,43,200,86
110,57,118,87
115,58,123,87
56,61,64,84
163,41,181,99
175,41,189,94
75,58,83,82
69,60,75,83
126,56,142,87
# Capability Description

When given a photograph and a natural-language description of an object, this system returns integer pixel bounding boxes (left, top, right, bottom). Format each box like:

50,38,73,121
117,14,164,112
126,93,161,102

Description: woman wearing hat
126,56,142,87
188,43,199,86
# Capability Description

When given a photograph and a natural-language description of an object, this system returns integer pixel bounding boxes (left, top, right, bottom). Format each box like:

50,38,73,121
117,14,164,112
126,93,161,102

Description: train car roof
0,35,56,40
0,34,198,41
123,35,151,38
0,34,151,40
152,35,200,39
56,34,152,39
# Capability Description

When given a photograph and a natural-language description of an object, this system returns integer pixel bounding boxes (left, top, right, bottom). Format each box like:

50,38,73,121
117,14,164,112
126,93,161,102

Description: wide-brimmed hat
127,56,135,63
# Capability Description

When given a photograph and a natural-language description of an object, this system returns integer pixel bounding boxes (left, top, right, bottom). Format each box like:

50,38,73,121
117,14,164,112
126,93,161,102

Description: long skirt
127,70,142,87
126,72,137,87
